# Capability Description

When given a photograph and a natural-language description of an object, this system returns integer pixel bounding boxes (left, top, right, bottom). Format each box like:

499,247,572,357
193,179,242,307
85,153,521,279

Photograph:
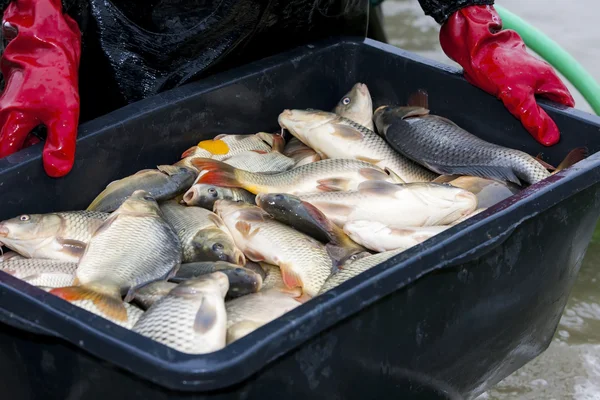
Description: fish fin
250,150,269,154
50,286,128,322
208,213,226,229
279,263,302,290
553,147,589,173
244,248,266,262
356,155,383,164
91,213,120,238
181,145,200,158
238,207,269,222
534,154,556,171
432,174,460,184
56,238,87,259
384,168,405,183
310,201,354,219
198,139,230,155
270,134,286,153
357,180,401,196
359,167,390,181
316,178,351,192
325,243,363,270
300,200,341,241
331,125,364,141
407,89,429,109
214,134,228,140
432,165,522,185
157,165,184,176
235,221,261,240
194,296,218,334
192,158,243,188
295,292,313,303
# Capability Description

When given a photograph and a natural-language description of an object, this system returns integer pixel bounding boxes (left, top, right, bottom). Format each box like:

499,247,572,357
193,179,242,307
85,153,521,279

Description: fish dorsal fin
407,89,429,109
533,154,556,171
157,165,183,176
357,180,401,196
398,107,430,120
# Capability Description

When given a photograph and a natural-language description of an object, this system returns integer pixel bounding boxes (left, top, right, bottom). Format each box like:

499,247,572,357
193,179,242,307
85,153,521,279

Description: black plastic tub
2,38,600,400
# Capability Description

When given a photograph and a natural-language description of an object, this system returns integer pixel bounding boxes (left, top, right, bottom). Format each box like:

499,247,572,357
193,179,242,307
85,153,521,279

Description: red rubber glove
0,0,81,177
439,5,575,146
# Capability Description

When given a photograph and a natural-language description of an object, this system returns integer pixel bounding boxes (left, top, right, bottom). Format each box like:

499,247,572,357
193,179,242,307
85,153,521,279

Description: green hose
495,4,600,115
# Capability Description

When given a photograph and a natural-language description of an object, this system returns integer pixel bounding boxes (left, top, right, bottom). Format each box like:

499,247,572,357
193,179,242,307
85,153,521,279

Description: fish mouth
356,83,368,95
0,224,8,238
183,189,198,206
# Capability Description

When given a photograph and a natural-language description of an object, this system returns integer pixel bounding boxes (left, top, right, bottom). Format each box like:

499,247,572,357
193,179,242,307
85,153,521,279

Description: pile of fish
0,83,586,355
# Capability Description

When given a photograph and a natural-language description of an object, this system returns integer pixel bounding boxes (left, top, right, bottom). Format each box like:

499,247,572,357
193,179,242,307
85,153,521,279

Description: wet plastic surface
2,38,600,399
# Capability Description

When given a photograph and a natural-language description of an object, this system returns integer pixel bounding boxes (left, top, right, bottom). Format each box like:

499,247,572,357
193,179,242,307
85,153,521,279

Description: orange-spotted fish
50,191,181,329
191,158,403,195
278,109,435,182
213,200,334,299
181,132,280,161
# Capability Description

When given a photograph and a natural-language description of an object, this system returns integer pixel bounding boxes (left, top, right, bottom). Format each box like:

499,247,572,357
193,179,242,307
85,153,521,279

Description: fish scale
59,211,110,240
215,202,333,297
161,203,217,260
133,274,228,354
318,249,405,294
383,115,550,185
76,212,181,291
234,158,399,194
185,134,273,160
0,259,78,276
224,151,295,173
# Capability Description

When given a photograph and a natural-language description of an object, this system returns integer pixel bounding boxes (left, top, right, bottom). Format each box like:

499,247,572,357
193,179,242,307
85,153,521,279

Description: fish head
191,228,246,265
0,213,62,253
334,83,373,123
255,193,301,217
278,109,338,143
172,271,230,298
213,199,257,221
373,106,430,135
219,267,263,298
119,190,161,215
183,184,229,210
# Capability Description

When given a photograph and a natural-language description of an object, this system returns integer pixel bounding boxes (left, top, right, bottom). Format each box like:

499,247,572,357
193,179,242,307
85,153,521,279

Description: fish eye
19,215,30,221
342,97,351,105
212,243,224,252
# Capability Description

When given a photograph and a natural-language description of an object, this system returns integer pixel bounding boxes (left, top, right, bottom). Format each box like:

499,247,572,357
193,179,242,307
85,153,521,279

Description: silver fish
223,150,295,173
226,289,301,343
193,158,403,195
318,249,404,294
181,132,277,160
133,272,229,354
131,281,178,310
50,190,181,328
283,137,321,167
334,82,374,131
343,221,449,253
0,211,109,262
278,109,435,182
160,200,245,264
87,165,197,212
182,184,256,210
298,180,477,228
0,258,78,288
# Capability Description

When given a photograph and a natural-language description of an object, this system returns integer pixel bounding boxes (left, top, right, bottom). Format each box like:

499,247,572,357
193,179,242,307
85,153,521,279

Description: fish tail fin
192,158,244,188
50,286,128,323
534,154,557,171
553,147,589,174
270,134,286,153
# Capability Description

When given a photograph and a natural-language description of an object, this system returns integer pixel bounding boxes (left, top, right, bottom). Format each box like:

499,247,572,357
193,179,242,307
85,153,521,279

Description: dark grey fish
374,106,550,185
171,261,262,298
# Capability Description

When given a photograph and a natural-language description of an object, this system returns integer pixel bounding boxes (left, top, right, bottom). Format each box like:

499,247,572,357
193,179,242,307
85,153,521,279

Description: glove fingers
500,88,561,146
535,73,576,107
0,111,40,158
42,113,78,177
